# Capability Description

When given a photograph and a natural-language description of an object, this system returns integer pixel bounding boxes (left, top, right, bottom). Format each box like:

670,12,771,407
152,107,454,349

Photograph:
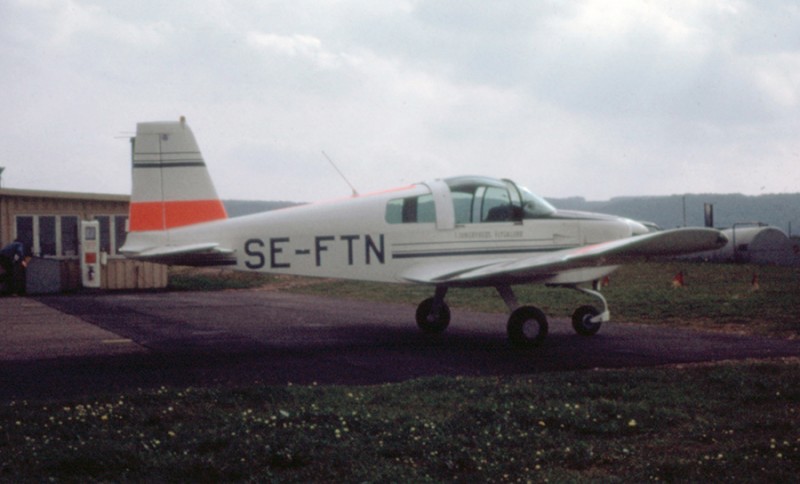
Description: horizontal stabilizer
122,242,236,267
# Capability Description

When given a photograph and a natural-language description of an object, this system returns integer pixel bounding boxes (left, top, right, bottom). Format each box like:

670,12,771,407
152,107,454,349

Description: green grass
258,262,799,338
167,267,285,292
2,360,798,482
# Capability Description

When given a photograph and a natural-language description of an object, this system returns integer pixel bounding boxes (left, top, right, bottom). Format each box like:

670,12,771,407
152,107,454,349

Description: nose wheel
572,305,602,336
567,284,610,336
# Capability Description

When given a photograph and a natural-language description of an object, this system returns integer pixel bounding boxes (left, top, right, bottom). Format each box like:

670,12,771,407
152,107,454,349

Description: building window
114,216,128,254
15,216,34,252
13,215,122,258
39,216,57,256
95,216,111,254
94,215,129,255
61,216,79,257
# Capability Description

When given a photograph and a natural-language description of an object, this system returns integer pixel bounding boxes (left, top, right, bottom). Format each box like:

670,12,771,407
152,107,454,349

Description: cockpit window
444,176,554,223
385,194,435,224
444,177,518,224
387,177,555,225
481,186,513,221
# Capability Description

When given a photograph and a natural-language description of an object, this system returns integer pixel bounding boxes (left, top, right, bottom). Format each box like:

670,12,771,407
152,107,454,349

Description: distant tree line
548,193,800,235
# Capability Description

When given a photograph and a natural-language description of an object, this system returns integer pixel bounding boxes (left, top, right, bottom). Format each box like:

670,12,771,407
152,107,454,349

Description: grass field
173,261,800,337
2,262,798,481
2,360,798,482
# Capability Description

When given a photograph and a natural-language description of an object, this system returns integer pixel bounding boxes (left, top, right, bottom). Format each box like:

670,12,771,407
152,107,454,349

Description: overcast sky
2,0,799,202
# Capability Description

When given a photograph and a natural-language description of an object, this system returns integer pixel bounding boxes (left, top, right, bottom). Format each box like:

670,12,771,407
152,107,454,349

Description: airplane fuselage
154,177,646,286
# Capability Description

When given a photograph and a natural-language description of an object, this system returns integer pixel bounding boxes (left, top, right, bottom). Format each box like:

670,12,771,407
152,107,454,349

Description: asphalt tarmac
1,290,798,401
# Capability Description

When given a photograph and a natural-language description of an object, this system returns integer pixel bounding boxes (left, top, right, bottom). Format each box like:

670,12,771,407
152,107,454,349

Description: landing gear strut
497,284,548,348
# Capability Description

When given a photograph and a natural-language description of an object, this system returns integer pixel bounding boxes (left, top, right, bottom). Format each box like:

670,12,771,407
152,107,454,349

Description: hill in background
225,193,800,236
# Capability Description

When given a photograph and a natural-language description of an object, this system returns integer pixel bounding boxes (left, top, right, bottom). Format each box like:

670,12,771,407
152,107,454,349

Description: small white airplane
121,118,727,347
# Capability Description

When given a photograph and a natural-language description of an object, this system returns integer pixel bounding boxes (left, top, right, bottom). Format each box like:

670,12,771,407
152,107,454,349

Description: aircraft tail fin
129,117,227,233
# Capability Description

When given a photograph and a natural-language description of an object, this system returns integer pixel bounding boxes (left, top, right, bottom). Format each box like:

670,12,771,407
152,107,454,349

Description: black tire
572,305,602,336
415,298,451,334
507,306,548,348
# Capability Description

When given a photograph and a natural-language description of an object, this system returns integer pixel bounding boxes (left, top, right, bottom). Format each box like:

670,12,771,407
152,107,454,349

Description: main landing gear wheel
507,306,548,348
415,297,451,334
571,305,602,336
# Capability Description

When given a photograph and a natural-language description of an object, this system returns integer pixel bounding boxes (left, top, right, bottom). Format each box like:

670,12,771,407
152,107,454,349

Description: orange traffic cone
672,271,684,288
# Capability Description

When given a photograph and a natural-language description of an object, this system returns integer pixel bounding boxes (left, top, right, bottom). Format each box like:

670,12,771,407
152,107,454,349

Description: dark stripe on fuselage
133,160,206,169
391,246,572,259
134,150,205,169
392,238,552,248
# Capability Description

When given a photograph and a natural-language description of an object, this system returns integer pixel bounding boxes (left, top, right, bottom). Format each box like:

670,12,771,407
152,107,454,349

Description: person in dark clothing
0,241,30,295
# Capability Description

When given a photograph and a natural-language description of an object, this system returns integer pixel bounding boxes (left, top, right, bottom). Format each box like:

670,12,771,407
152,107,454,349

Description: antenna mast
322,151,359,197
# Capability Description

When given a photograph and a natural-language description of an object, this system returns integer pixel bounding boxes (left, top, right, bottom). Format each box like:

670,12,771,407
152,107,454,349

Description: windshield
518,185,556,218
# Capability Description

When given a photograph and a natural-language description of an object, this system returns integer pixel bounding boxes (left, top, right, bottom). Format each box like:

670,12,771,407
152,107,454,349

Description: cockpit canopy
444,176,556,223
385,176,555,225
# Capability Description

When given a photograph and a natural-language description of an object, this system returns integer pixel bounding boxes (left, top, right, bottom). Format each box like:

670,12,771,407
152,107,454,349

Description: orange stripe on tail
130,200,227,231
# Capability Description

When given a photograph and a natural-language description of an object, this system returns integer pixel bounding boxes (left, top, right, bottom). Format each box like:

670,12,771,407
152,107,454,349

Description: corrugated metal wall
102,259,168,290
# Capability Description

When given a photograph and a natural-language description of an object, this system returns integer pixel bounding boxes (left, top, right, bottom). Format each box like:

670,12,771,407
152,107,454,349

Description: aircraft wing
400,227,727,286
121,242,236,266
